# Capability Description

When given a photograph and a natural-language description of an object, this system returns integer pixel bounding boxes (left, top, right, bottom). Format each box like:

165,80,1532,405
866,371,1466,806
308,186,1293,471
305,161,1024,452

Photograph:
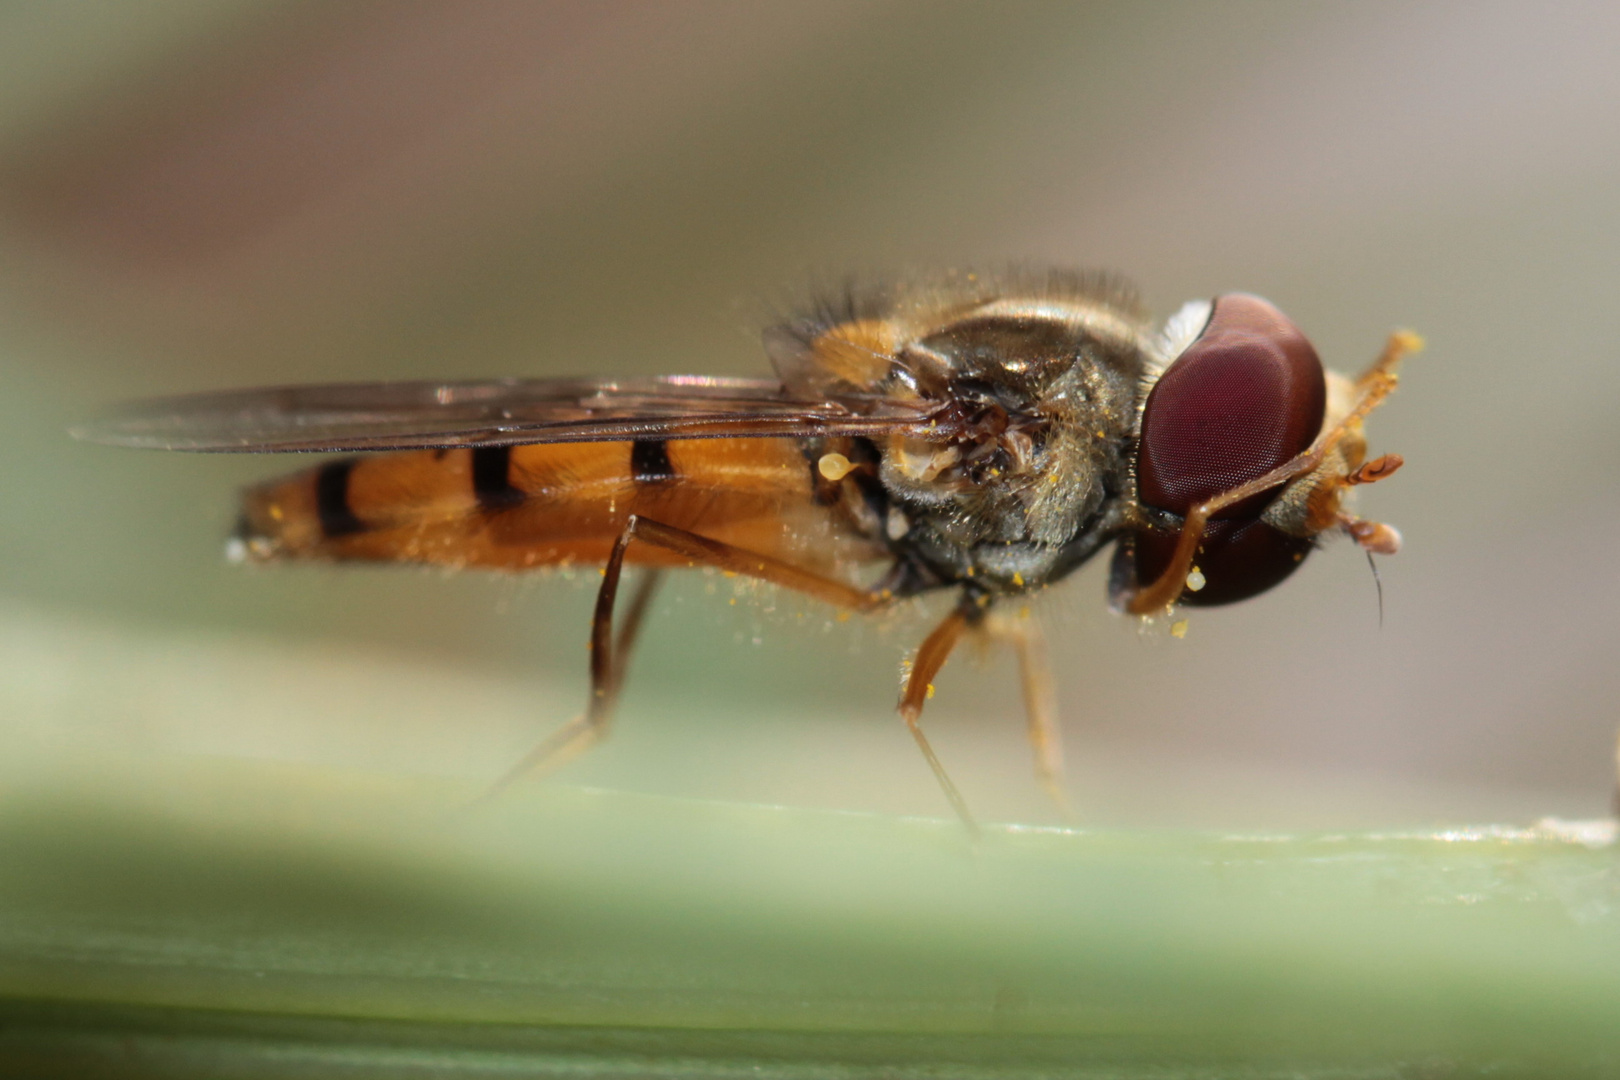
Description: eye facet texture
1132,295,1326,606
1137,293,1325,519
1130,518,1315,607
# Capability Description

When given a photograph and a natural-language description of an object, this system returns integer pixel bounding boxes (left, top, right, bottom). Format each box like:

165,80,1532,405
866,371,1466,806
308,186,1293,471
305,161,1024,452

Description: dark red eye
1129,519,1313,607
1137,294,1326,519
1127,295,1326,606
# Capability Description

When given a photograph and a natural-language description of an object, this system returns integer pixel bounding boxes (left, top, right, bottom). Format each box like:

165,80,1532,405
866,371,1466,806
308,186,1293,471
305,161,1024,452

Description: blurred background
2,0,1616,830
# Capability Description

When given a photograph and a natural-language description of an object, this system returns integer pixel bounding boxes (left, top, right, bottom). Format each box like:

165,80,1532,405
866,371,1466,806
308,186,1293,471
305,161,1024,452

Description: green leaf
2,754,1618,1078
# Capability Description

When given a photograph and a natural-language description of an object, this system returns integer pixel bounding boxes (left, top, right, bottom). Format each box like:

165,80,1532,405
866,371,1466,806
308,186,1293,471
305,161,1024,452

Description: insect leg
584,512,884,724
609,515,886,613
591,566,664,723
984,613,1074,821
610,568,664,692
479,568,663,801
1127,329,1422,615
485,514,885,800
899,602,980,835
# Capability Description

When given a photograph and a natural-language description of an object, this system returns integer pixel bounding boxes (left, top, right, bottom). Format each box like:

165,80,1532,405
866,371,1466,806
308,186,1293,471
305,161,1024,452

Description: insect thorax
769,274,1161,599
866,311,1151,596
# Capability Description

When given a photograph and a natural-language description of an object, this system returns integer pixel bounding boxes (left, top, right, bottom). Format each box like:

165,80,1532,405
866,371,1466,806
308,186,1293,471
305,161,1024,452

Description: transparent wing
72,375,944,452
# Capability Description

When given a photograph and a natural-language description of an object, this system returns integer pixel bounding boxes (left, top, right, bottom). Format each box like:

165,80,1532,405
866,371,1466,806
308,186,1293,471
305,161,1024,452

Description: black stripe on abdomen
315,459,367,538
471,446,525,510
631,439,677,484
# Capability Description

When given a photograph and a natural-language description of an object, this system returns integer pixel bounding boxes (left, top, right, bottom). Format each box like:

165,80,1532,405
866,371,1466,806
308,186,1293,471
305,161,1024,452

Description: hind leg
480,567,662,800
485,514,885,799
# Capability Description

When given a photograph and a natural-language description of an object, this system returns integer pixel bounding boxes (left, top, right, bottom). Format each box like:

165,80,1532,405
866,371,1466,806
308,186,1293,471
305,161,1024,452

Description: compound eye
1131,519,1313,606
1138,294,1326,519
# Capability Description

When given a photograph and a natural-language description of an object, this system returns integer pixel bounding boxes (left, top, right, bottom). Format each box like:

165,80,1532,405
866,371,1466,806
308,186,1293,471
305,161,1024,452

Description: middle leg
983,612,1074,821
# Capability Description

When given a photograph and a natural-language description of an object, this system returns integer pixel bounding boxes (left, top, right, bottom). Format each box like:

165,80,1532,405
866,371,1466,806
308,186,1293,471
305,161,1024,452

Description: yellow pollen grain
268,504,284,522
817,452,855,482
1170,619,1189,639
1012,571,1024,587
926,683,936,699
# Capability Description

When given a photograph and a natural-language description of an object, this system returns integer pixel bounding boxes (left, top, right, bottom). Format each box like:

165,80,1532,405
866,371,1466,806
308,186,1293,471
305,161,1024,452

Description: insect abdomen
232,438,874,573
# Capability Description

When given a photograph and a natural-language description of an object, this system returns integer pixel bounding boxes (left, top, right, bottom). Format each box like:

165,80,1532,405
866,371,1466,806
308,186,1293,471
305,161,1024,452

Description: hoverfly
77,270,1416,829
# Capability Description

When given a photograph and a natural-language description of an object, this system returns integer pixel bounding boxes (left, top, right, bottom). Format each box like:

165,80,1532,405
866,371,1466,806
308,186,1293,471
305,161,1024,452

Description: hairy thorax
768,277,1157,597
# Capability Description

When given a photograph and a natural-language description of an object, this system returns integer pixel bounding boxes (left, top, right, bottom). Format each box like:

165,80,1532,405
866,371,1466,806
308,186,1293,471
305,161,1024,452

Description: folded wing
72,375,941,453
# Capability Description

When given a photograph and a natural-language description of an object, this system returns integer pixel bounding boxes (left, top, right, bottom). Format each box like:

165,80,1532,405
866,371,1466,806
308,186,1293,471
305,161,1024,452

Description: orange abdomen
235,437,881,575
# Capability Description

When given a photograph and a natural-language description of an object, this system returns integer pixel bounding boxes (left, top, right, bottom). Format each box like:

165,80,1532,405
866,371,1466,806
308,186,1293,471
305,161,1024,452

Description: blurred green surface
1,754,1617,1077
